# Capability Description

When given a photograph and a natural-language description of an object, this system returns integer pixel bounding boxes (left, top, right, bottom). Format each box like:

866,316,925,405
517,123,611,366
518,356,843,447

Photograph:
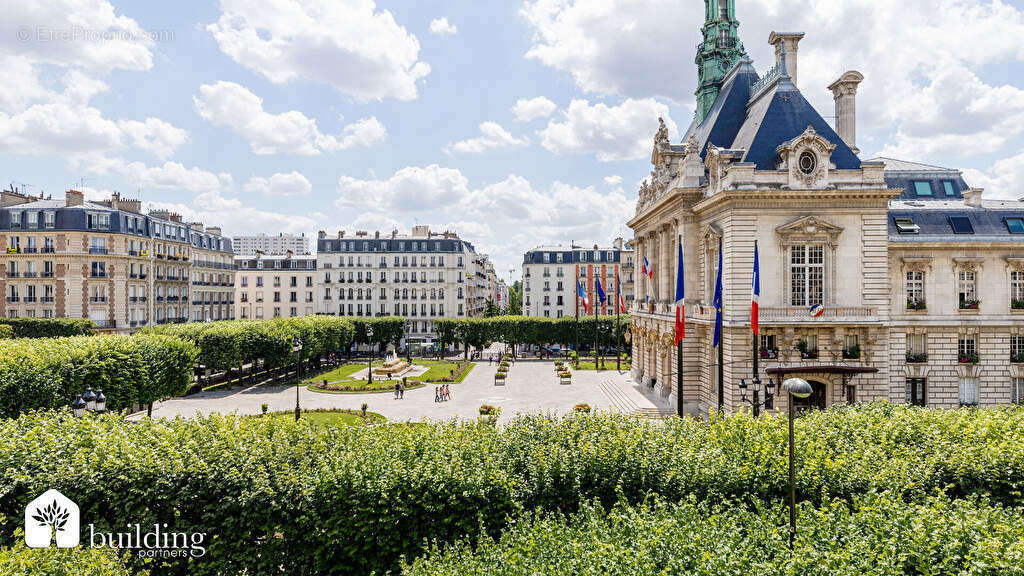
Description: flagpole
616,272,621,372
718,236,724,412
575,276,580,364
752,239,760,417
593,277,600,369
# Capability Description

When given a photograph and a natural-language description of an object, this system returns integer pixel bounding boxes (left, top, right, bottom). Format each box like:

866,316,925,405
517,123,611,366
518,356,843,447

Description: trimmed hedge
0,405,1021,575
0,335,197,417
436,315,629,354
405,494,1024,575
0,536,140,576
0,318,94,338
0,325,12,340
142,316,355,374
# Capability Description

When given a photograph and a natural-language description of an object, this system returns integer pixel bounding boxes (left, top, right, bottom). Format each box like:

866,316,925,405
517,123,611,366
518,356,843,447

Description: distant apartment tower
232,232,309,255
522,238,635,319
1,188,235,331
315,226,487,350
235,251,317,320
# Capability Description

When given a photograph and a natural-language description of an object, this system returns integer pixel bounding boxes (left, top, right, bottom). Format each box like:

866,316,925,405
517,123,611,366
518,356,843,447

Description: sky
2,0,1024,282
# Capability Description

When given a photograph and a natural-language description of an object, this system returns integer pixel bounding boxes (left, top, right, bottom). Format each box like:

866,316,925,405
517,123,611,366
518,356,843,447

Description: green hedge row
0,405,1021,575
0,335,197,418
435,315,630,353
142,316,356,373
0,318,94,338
0,535,140,576
405,493,1024,575
349,316,407,348
0,325,12,339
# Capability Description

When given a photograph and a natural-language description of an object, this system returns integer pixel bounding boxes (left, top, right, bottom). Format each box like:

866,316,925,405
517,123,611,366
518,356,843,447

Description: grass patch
305,362,368,384
307,380,426,394
416,360,475,382
262,408,385,426
573,358,630,371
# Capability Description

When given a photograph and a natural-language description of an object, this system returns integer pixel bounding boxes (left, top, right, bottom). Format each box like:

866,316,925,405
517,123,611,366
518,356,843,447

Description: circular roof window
798,151,817,175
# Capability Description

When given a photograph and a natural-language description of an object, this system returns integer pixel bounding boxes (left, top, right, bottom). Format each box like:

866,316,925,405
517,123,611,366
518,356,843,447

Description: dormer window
1006,218,1024,234
912,181,933,196
942,181,956,196
894,217,920,234
949,216,974,235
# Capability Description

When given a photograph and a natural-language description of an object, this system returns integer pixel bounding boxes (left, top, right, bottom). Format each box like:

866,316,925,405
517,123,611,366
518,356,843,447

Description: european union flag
712,239,723,348
596,277,607,306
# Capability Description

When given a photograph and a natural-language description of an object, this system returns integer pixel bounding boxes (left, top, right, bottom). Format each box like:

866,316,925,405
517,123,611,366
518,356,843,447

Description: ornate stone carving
776,125,837,188
775,215,844,245
654,117,670,151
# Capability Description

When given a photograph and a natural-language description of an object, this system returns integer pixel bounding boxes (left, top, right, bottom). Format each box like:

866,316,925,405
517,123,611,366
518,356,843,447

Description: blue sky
3,0,1024,280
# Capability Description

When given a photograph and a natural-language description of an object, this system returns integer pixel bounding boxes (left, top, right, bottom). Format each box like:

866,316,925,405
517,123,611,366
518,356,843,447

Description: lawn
572,358,631,371
416,360,475,382
308,380,426,394
262,408,385,425
306,362,367,384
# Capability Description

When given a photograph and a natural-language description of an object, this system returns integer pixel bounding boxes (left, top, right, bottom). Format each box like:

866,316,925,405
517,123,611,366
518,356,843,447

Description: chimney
963,188,983,207
768,32,804,85
189,222,204,232
1,187,33,207
206,226,221,236
286,249,294,258
374,231,380,239
828,71,865,155
338,230,345,239
66,189,85,207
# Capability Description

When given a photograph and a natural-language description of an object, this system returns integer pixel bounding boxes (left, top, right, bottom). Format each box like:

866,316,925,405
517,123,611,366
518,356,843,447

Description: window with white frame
1012,378,1024,404
906,271,924,306
906,378,926,406
959,377,979,406
958,271,977,306
790,245,824,306
907,333,926,356
958,335,977,362
1012,271,1024,307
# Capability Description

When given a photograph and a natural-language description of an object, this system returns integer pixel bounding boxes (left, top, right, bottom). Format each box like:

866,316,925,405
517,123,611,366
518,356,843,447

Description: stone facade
235,253,316,320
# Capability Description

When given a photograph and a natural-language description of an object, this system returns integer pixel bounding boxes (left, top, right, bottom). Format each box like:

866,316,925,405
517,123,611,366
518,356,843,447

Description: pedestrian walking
394,382,400,399
434,386,441,403
399,381,405,399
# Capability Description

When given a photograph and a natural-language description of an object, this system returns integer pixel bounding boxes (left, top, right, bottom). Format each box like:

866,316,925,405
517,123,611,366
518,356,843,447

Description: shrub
478,404,500,415
0,533,141,576
405,493,1024,576
0,318,94,338
0,335,197,417
574,403,591,413
0,405,1021,575
0,325,12,340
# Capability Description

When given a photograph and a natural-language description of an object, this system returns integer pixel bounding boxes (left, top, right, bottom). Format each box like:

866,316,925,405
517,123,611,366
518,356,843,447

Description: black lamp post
738,376,775,417
293,337,303,421
781,377,813,550
71,395,87,418
83,386,97,411
95,388,106,413
366,326,375,386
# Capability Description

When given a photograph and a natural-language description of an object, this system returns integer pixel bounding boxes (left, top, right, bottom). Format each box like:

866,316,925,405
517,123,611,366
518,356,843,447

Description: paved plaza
136,357,673,423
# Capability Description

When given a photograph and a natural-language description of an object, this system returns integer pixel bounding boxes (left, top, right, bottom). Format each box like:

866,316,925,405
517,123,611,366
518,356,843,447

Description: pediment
775,215,843,239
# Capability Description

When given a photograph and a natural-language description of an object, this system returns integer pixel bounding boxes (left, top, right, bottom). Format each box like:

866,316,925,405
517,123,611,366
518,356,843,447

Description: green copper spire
694,0,746,125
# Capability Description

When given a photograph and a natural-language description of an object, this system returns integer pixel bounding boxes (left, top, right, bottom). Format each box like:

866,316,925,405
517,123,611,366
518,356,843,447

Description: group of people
434,384,451,402
392,380,406,399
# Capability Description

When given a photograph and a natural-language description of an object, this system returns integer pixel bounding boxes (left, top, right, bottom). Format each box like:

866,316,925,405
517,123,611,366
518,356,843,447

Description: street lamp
366,326,375,386
738,376,775,417
94,388,106,413
83,386,97,411
293,337,303,421
71,395,86,418
781,377,813,550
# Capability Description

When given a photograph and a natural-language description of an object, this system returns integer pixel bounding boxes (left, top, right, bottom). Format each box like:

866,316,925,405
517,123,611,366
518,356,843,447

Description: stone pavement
135,358,674,423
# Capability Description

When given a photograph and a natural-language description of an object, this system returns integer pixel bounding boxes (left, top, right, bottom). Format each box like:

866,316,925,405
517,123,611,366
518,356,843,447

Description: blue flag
596,277,607,306
713,239,723,348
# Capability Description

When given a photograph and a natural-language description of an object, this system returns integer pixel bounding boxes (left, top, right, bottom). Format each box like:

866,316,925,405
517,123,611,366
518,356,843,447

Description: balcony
41,247,55,254
90,273,108,278
93,320,117,329
139,273,148,279
906,353,928,364
23,247,37,254
139,297,147,302
156,296,165,302
42,272,54,278
5,297,19,303
6,272,19,278
89,247,108,255
89,296,108,303
41,296,55,303
130,273,139,279
129,250,140,256
23,296,37,303
130,297,139,303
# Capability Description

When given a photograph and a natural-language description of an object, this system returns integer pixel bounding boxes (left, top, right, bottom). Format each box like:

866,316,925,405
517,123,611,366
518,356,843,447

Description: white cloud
443,122,529,155
539,98,677,162
429,17,458,36
147,191,320,238
194,81,385,155
964,150,1024,200
604,175,623,186
247,171,313,196
207,0,430,101
520,0,1024,159
511,96,557,122
83,155,231,193
331,165,631,275
117,118,189,160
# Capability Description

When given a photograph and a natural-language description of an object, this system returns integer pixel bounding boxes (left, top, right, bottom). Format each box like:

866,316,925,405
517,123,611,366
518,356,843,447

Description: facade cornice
691,187,896,214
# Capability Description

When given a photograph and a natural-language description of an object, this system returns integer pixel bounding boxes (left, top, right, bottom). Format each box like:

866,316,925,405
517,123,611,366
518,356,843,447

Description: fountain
372,351,410,375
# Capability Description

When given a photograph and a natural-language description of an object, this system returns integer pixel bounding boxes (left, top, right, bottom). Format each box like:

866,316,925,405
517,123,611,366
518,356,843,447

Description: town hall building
628,0,1024,414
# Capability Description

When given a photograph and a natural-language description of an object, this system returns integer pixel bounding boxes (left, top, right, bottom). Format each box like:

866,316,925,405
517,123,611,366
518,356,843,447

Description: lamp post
83,387,97,411
781,377,813,550
366,326,375,386
293,337,303,421
71,395,87,418
738,376,775,417
95,388,106,413
70,387,106,417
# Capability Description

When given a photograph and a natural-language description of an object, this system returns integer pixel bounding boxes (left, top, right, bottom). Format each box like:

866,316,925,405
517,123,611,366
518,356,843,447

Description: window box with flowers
958,353,980,364
760,347,779,360
1013,299,1024,311
906,352,928,364
959,299,981,311
906,299,927,311
797,340,818,360
1011,353,1024,364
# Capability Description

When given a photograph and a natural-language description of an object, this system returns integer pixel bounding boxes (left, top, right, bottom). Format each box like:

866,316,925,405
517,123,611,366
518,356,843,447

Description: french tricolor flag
577,279,589,313
674,243,685,344
642,256,653,279
616,271,627,313
751,240,760,335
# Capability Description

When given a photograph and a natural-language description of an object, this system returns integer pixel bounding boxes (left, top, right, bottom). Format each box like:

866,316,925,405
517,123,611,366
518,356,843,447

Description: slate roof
4,198,112,211
888,199,1024,242
681,60,860,171
868,156,969,201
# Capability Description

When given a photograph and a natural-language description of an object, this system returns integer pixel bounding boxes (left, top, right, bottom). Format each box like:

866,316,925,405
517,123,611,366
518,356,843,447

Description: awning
765,365,878,376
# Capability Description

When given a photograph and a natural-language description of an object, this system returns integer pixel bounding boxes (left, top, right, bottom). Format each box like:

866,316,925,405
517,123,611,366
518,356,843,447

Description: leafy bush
0,335,197,417
574,403,591,413
0,533,141,576
0,325,12,340
405,493,1024,576
0,318,94,338
0,405,1021,575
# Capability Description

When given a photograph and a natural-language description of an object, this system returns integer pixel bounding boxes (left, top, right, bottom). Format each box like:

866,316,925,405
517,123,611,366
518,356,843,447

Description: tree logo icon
24,489,80,548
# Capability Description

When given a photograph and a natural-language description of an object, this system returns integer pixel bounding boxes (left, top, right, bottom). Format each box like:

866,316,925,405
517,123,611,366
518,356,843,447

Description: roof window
942,181,956,196
894,217,920,234
1006,217,1024,234
912,181,932,196
949,216,975,234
